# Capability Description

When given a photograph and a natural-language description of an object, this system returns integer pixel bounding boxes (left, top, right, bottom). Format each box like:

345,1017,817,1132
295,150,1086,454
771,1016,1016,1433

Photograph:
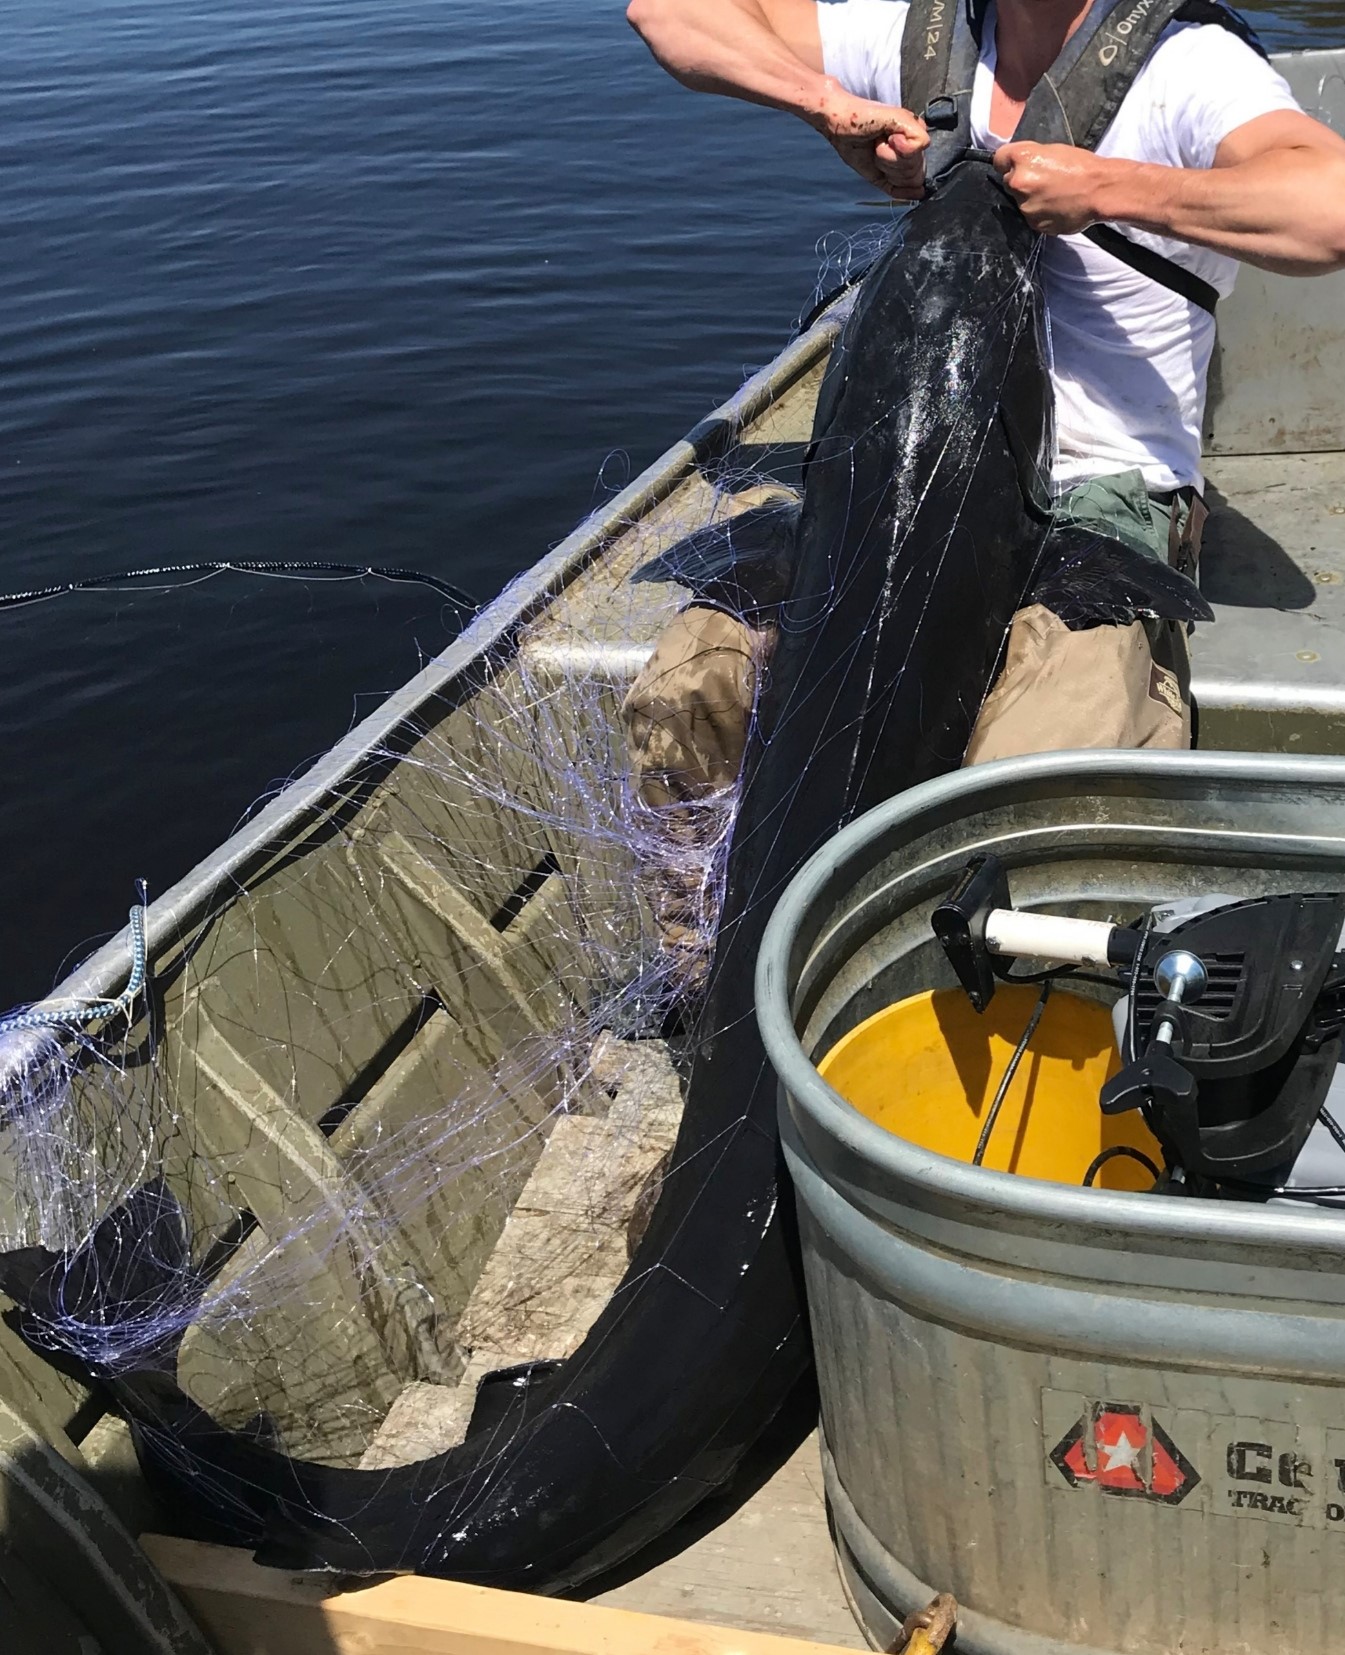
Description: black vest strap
901,0,987,181
1015,0,1196,151
900,0,983,134
1014,0,1263,153
1084,223,1219,313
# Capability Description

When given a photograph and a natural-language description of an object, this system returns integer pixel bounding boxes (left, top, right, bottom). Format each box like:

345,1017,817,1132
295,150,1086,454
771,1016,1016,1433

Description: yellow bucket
817,985,1163,1191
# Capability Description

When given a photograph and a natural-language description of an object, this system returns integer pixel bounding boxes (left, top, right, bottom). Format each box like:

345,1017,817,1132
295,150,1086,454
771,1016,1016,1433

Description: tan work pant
622,474,1202,988
622,603,1189,806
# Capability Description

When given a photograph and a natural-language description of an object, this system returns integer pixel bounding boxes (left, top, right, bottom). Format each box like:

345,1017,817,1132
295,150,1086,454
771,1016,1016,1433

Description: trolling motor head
1106,892,1345,1186
933,856,1345,1192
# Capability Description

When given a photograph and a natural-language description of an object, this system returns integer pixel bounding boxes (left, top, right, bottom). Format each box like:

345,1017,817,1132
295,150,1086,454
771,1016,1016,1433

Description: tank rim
757,747,1345,1256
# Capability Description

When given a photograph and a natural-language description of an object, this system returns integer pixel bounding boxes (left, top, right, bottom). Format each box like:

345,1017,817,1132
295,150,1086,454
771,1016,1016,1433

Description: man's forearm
625,0,827,123
626,0,929,198
1092,147,1345,276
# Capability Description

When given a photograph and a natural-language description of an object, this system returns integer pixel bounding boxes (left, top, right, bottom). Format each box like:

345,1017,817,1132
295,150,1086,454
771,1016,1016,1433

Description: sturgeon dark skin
0,158,1207,1586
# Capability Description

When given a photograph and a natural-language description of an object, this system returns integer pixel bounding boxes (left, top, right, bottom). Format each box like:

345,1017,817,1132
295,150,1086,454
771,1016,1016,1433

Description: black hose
0,559,477,613
1082,1144,1162,1189
1318,1105,1345,1155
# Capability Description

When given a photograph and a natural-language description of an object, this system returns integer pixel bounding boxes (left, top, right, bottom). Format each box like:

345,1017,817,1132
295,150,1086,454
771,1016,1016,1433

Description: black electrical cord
1318,1104,1345,1155
1082,1144,1162,1189
0,560,477,613
1000,963,1121,991
972,980,1052,1168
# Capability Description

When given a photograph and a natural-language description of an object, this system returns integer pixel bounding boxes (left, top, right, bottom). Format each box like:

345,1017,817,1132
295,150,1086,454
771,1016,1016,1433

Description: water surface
0,0,1339,1006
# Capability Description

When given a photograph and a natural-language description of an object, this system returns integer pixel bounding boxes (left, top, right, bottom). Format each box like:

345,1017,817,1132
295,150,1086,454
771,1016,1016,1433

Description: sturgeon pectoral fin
631,491,801,615
1028,525,1213,630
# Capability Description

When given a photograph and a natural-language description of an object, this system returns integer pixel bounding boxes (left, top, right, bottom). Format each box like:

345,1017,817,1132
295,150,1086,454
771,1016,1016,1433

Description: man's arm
625,0,930,200
994,111,1345,276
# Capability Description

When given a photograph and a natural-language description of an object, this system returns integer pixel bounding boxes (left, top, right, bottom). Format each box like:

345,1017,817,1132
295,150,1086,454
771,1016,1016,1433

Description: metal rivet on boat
1297,650,1320,663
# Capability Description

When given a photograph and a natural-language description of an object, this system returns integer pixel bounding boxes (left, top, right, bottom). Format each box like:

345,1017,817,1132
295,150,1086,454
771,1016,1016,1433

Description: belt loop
1168,485,1208,581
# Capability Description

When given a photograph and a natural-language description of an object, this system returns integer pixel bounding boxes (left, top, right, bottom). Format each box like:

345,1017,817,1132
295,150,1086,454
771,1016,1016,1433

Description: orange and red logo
1051,1403,1199,1506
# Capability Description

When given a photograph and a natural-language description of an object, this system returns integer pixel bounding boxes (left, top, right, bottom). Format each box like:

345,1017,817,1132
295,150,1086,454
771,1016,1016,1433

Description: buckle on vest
922,95,960,132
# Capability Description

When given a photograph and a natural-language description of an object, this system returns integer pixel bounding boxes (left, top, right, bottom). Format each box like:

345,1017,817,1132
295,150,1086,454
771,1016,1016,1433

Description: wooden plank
456,1106,677,1365
141,1532,863,1655
373,829,550,1041
164,850,425,1131
347,825,573,1113
357,1040,683,1470
173,1015,425,1464
499,871,589,1023
382,695,557,923
358,1349,522,1469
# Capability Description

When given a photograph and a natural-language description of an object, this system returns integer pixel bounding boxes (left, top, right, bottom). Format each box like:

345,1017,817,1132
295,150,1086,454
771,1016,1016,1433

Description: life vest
902,0,1268,312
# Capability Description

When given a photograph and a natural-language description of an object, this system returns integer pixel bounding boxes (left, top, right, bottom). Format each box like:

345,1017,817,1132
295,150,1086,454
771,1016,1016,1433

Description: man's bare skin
626,0,1345,275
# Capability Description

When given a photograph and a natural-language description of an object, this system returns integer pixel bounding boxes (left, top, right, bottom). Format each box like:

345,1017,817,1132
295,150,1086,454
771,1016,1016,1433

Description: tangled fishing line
0,208,1060,1579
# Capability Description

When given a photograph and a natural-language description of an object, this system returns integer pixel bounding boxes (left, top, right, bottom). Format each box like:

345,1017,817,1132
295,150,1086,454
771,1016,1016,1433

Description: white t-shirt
817,0,1302,492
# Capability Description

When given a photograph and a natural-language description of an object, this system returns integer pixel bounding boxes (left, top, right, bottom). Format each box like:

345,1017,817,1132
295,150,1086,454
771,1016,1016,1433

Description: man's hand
993,142,1107,234
813,82,929,201
626,1,929,202
997,114,1345,275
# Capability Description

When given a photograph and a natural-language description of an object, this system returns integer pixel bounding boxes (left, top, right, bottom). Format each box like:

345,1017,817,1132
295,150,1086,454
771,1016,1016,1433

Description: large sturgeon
0,158,1206,1587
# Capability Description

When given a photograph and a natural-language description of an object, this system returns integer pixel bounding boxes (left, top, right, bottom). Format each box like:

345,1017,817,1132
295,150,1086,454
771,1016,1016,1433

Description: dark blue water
0,0,1336,1007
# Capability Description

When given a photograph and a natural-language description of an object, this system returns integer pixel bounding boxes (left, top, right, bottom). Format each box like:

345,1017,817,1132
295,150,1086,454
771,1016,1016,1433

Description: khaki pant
622,606,775,807
623,601,1188,806
622,607,774,988
621,473,1204,985
963,607,1190,762
622,470,1202,805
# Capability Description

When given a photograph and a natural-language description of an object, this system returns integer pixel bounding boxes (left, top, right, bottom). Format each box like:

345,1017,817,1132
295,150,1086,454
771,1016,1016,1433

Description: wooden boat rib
0,42,1342,1655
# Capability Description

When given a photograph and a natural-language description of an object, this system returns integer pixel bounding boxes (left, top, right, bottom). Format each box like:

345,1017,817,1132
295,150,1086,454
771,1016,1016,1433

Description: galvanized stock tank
757,752,1345,1655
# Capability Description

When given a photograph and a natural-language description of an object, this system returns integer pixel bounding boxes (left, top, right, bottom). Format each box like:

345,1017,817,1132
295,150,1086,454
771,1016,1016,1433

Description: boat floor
589,1426,866,1648
1199,451,1345,748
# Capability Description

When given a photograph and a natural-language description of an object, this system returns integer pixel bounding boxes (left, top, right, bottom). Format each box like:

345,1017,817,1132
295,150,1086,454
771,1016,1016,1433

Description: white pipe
983,909,1118,968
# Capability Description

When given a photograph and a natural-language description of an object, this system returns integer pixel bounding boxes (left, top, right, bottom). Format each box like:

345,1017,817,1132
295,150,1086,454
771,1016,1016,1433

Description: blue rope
0,882,149,1036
